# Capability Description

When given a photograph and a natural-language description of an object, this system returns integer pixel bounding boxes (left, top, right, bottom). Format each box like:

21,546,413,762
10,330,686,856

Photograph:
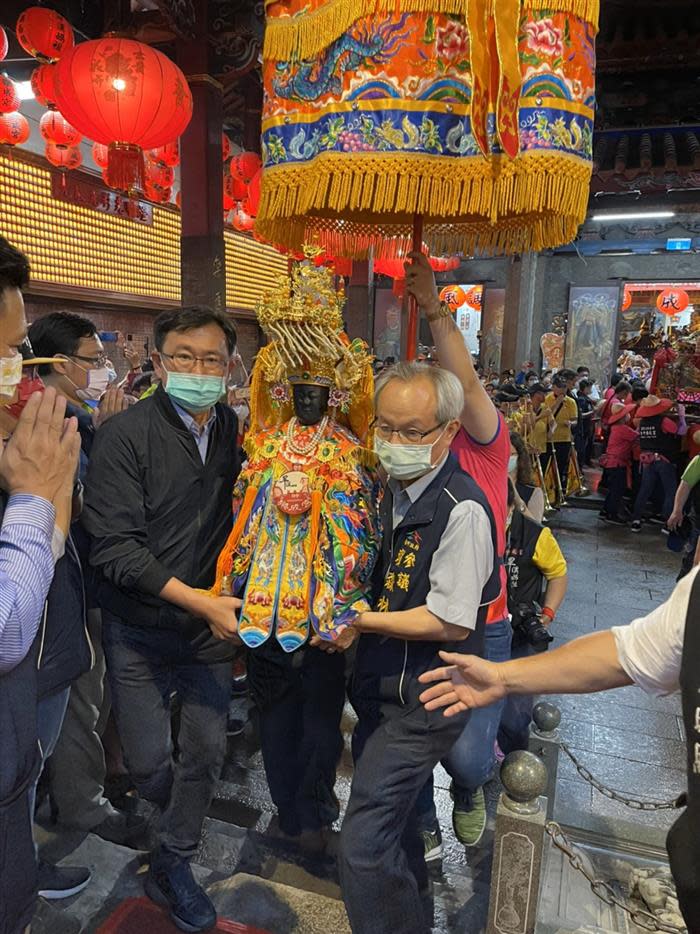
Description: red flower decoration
436,21,468,60
524,18,564,59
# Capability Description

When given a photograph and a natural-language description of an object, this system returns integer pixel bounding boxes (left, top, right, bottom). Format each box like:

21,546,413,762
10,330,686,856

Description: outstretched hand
404,252,440,312
418,651,508,717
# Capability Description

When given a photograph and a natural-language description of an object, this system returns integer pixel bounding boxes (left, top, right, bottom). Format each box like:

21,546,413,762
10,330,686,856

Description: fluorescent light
15,81,34,102
592,211,675,221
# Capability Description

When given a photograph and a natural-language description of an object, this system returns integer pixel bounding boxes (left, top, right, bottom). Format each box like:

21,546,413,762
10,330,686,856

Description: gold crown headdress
249,247,374,443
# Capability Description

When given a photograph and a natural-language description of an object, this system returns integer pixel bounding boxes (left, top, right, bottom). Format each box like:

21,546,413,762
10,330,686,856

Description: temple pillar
501,253,538,371
344,260,374,345
177,1,225,312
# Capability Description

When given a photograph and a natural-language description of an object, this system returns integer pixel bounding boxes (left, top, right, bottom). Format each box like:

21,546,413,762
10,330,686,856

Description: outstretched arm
405,252,498,443
418,631,632,717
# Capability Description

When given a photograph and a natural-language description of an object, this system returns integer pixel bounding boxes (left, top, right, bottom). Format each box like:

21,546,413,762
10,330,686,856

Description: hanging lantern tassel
107,142,144,192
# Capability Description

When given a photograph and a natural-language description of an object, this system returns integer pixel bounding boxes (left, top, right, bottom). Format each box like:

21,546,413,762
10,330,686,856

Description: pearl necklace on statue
284,415,330,458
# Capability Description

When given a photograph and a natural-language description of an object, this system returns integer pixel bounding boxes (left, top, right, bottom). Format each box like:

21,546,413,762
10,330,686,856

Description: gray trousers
48,610,113,830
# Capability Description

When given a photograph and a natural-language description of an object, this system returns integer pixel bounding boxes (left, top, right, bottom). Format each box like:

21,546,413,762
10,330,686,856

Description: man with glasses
339,362,500,934
83,306,242,934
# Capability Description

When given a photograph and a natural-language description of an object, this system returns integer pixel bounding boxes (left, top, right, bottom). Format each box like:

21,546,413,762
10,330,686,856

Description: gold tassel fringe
256,151,592,257
263,0,599,62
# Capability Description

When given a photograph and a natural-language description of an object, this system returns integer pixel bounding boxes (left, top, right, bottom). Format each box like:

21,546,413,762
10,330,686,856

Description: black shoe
91,807,150,850
629,520,643,533
146,849,216,933
37,861,91,899
598,509,609,520
603,514,627,526
647,515,665,526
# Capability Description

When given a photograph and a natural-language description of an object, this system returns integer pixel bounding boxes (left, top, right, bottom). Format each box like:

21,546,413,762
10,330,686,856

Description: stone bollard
486,750,548,934
528,701,561,820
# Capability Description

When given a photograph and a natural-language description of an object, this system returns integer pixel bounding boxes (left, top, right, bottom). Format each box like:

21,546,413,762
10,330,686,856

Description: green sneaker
452,786,486,846
422,826,443,863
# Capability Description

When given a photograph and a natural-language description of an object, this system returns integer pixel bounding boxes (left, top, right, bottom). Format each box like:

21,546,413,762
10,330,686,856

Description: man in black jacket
83,306,242,934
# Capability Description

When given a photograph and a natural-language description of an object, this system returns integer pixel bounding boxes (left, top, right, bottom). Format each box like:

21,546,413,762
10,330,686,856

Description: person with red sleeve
630,395,687,533
599,403,637,525
405,253,509,854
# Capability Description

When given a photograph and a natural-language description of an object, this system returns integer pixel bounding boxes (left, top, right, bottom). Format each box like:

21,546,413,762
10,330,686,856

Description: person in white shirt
418,567,699,929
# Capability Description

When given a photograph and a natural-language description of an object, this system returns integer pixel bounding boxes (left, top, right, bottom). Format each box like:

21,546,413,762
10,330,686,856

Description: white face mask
508,454,518,475
374,427,446,482
74,365,115,403
0,352,23,404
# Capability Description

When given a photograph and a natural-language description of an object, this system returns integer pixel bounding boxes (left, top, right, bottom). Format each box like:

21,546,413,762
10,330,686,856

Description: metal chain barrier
560,743,684,812
545,821,687,933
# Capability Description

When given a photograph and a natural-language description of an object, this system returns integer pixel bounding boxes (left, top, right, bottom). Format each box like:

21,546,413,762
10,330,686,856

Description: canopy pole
405,213,424,360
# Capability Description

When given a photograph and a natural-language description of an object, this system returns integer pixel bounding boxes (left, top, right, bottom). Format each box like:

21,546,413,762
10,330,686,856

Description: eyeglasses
373,421,445,444
160,352,228,375
70,353,109,368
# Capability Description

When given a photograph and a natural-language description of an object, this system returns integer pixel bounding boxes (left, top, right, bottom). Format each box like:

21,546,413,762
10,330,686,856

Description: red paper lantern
464,286,482,311
31,63,58,109
148,141,179,167
247,167,262,218
222,133,231,161
223,178,235,212
621,286,632,312
656,288,689,316
40,109,80,148
45,141,81,169
144,181,170,204
54,37,193,191
145,161,174,189
439,285,467,310
230,151,261,184
16,7,74,63
0,112,30,145
232,205,254,232
0,75,19,114
226,175,247,202
0,27,8,63
92,142,109,168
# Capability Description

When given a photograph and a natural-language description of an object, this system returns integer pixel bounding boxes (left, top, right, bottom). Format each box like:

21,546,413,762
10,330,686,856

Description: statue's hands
310,625,358,654
201,595,242,642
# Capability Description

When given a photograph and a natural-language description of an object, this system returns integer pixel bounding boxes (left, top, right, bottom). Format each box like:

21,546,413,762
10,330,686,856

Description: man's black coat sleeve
82,413,173,598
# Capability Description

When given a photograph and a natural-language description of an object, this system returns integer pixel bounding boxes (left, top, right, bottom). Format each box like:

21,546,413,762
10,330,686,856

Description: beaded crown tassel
258,0,599,259
249,246,374,449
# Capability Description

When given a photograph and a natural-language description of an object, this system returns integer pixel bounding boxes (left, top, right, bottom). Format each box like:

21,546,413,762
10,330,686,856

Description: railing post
486,750,548,934
528,701,561,820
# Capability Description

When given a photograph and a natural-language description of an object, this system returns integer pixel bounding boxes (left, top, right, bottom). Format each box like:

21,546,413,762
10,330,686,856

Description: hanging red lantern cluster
40,109,81,149
144,160,174,190
30,63,58,109
0,26,8,62
144,182,171,204
656,287,690,316
148,141,179,168
53,36,193,191
429,256,461,273
464,286,482,311
231,204,254,232
0,75,19,114
222,133,231,161
230,151,261,184
16,7,74,63
621,286,632,312
224,153,262,228
45,141,81,170
0,112,30,145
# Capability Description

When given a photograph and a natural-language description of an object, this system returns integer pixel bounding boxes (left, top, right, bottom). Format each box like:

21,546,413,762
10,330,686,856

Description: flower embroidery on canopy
328,386,351,412
436,20,468,60
524,18,564,59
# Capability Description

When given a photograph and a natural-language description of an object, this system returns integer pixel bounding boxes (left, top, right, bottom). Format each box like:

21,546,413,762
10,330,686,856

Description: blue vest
352,454,500,721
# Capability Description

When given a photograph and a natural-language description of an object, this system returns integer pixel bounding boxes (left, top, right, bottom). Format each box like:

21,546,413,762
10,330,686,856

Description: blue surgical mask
164,369,225,413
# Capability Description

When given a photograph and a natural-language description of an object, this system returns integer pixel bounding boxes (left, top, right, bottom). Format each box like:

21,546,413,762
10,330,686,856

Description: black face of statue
293,384,329,426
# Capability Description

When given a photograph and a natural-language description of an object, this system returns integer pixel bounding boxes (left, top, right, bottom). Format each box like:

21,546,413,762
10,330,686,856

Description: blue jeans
415,617,512,829
632,459,677,521
498,640,535,755
28,687,71,853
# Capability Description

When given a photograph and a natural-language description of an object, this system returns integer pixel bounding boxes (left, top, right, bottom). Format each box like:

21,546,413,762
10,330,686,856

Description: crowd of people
1,234,698,934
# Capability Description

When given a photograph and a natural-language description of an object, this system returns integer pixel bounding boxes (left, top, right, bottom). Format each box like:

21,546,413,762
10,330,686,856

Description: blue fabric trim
466,415,502,448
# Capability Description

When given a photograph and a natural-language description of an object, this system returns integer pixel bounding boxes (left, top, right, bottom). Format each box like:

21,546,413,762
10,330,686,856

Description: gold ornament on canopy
257,0,599,259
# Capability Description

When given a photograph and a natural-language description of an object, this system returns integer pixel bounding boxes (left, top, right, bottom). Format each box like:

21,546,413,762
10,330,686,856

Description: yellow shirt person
545,391,577,443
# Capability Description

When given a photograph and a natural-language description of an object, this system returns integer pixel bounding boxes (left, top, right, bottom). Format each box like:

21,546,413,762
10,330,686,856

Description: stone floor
32,507,685,934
